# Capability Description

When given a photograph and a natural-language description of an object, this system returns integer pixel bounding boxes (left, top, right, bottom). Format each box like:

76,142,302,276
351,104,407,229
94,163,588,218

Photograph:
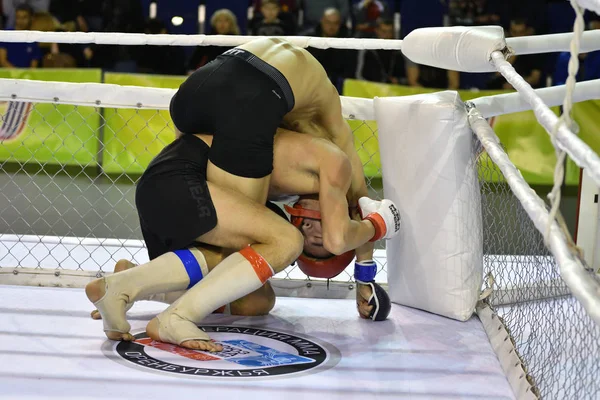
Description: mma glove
354,260,392,321
358,197,401,242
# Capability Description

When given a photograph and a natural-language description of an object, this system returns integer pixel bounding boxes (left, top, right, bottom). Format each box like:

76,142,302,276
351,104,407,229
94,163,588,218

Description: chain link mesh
477,151,600,399
0,103,386,284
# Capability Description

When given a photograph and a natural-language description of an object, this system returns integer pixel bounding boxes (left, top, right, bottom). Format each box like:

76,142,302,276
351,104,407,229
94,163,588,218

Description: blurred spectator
28,11,78,68
448,0,500,27
188,9,239,72
83,0,146,71
487,18,546,89
0,4,41,68
249,0,295,36
251,0,299,28
2,0,49,29
135,18,186,75
553,17,600,85
50,0,103,32
304,8,356,93
405,57,460,90
355,18,404,83
301,0,349,30
353,0,391,38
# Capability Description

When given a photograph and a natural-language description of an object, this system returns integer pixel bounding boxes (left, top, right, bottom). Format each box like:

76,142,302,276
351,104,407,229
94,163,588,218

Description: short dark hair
262,0,280,7
16,4,34,16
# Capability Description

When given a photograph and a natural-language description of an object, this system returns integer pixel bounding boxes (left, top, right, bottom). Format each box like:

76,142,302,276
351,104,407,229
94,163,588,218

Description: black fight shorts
135,135,217,260
169,48,295,179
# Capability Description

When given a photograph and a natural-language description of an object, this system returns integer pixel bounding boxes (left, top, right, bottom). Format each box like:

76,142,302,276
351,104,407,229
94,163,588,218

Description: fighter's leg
90,245,225,320
146,181,303,351
92,258,275,319
85,247,209,341
90,259,134,320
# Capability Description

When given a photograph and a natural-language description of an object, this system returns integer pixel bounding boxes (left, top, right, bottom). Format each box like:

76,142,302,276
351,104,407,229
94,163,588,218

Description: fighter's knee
274,225,303,268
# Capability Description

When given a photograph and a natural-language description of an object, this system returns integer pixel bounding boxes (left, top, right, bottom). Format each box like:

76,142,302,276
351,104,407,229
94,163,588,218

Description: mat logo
0,101,32,142
113,325,336,378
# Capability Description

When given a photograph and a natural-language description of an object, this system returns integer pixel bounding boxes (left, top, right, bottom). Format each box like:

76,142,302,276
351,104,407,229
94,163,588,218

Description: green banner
343,79,600,185
102,73,184,174
0,69,102,166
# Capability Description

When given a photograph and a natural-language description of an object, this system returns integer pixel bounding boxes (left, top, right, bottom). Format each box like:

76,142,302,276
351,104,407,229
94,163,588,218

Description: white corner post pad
402,26,506,72
374,91,483,321
577,0,600,14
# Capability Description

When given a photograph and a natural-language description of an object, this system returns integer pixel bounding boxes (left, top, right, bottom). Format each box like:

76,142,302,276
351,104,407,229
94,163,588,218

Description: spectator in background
553,17,600,85
301,0,349,30
29,11,79,68
135,18,186,76
251,0,299,28
0,4,41,68
353,0,390,38
355,18,404,84
304,8,356,93
487,18,546,89
81,0,143,71
249,0,295,36
448,0,499,89
405,58,460,90
448,0,500,27
2,0,49,29
49,0,104,32
188,9,240,72
77,0,105,32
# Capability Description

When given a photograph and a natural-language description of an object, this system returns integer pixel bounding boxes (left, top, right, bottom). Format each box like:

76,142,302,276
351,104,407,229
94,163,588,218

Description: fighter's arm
318,84,375,261
317,144,375,257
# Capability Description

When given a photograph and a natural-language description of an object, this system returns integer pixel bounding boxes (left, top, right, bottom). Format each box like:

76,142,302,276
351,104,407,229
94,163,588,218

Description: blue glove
354,260,392,321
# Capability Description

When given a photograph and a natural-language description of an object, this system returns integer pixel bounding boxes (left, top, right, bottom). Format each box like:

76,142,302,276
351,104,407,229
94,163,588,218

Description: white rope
490,51,600,191
545,0,586,245
1,29,600,55
0,77,598,120
471,78,600,118
0,31,403,50
0,78,377,120
505,29,600,55
467,104,600,327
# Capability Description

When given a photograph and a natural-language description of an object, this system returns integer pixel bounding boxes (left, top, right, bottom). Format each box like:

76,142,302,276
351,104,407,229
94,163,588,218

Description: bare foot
85,271,134,341
146,317,223,353
91,259,135,320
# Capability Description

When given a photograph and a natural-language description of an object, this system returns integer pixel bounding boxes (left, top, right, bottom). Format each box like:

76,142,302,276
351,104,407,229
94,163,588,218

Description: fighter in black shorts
86,38,397,351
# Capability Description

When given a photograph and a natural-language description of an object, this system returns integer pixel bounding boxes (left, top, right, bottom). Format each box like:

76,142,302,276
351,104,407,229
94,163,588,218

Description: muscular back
238,38,341,141
194,130,344,200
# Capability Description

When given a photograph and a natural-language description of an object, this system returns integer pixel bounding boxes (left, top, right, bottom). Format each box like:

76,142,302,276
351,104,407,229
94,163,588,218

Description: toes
181,340,222,352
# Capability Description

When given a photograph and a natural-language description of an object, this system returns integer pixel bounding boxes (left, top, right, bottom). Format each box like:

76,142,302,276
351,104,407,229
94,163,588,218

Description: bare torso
195,131,326,199
238,38,339,141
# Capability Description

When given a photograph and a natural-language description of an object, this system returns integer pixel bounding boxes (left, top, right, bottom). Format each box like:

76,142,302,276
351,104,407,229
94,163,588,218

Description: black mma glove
354,260,391,321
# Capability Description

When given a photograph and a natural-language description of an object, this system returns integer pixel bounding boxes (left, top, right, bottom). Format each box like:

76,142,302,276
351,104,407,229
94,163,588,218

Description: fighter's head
284,196,355,279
